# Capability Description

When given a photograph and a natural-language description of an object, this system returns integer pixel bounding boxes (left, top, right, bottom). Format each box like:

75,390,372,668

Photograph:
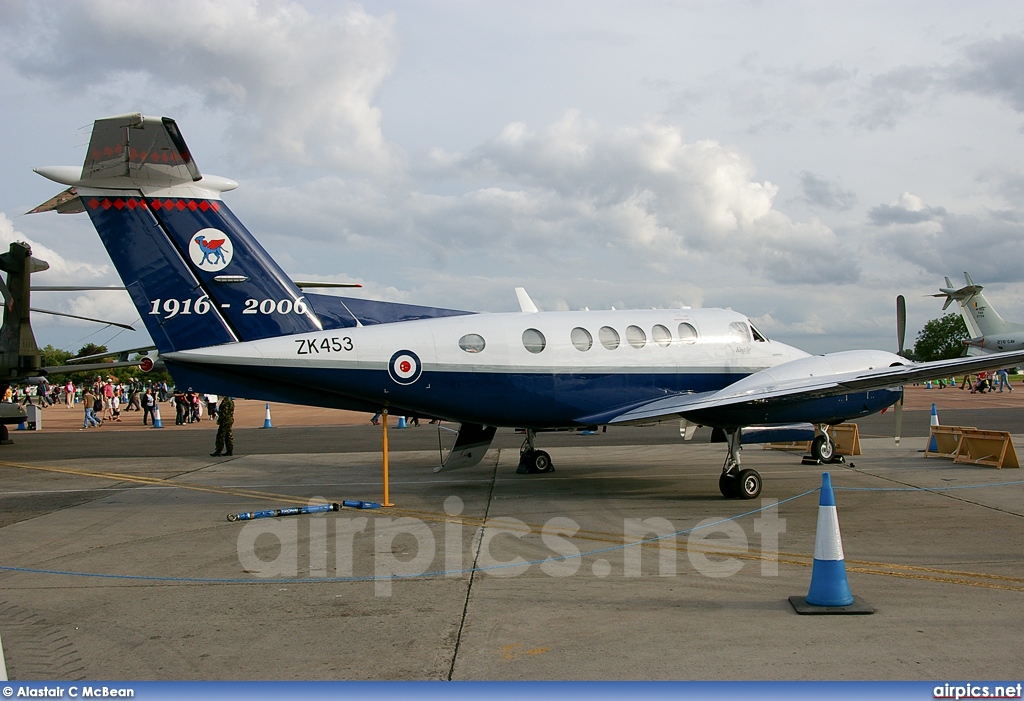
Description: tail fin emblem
190,229,234,271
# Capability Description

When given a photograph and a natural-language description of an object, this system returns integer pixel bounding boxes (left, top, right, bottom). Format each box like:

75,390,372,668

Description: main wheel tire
719,471,740,498
531,450,553,473
736,468,762,499
811,435,835,462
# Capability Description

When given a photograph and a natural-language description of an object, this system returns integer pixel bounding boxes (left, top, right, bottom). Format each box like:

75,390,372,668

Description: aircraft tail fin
932,272,1012,340
32,114,323,354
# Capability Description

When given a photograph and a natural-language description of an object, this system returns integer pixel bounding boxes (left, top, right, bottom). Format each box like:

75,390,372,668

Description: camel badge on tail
189,228,234,272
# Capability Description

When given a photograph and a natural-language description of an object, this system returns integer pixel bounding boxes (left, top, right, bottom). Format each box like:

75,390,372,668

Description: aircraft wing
582,349,1024,426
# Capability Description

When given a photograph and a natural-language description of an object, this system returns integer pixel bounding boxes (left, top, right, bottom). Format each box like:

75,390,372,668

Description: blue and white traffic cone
152,404,163,428
262,403,273,429
928,403,940,452
790,472,873,614
397,416,407,429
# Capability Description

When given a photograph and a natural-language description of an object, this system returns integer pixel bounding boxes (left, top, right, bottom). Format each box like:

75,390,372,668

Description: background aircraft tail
33,114,324,354
933,272,1017,348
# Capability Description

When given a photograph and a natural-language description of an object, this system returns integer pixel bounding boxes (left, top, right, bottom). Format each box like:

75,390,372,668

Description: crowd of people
919,368,1018,393
4,376,236,456
960,369,1015,394
1,378,224,430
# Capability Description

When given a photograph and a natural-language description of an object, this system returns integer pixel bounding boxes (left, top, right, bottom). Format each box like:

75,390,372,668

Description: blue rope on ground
2,478,1020,585
0,489,815,584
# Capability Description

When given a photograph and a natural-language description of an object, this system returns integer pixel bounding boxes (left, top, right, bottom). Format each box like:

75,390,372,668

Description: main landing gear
718,429,762,500
810,427,836,463
516,429,554,474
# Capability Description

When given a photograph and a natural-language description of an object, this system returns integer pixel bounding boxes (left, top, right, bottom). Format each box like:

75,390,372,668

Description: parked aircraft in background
30,114,1024,498
934,273,1024,355
0,240,151,438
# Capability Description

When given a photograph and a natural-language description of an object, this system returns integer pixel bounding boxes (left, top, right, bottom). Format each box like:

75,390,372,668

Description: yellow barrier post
381,408,394,506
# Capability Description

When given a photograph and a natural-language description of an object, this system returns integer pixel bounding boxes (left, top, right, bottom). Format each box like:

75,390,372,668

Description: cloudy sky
3,0,1024,355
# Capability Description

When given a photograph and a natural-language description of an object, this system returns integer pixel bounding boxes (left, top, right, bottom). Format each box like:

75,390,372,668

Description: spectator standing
82,389,101,428
141,388,156,425
211,396,234,457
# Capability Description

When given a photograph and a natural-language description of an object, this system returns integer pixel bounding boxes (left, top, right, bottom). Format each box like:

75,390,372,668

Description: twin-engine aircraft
31,114,1024,498
935,273,1024,355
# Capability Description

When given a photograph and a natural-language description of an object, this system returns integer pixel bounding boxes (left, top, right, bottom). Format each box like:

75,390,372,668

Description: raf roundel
189,228,234,272
388,350,423,385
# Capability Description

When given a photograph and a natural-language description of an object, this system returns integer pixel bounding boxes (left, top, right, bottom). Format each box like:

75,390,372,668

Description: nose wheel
719,467,762,499
718,429,762,499
516,429,555,473
810,429,836,462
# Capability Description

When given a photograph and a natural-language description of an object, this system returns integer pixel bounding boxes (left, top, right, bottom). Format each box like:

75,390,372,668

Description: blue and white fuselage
163,307,810,428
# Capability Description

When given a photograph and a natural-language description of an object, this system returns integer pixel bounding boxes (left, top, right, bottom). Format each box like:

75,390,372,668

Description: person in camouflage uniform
211,395,234,457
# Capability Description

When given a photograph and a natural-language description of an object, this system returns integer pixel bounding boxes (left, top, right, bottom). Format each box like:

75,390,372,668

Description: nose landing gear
516,429,555,474
718,429,762,499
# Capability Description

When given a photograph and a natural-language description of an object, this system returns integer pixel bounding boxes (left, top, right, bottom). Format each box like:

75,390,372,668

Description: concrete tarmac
0,389,1023,680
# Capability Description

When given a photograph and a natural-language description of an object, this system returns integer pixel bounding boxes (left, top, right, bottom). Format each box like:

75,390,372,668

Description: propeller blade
896,294,907,356
31,285,127,291
30,307,135,330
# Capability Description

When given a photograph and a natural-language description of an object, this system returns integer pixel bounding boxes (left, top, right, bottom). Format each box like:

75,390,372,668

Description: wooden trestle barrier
926,425,1020,468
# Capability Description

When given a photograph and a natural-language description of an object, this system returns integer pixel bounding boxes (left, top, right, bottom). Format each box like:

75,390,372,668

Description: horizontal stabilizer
27,187,84,215
84,113,201,186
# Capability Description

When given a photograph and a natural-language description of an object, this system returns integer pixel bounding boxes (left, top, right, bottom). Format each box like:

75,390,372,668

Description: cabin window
677,322,698,344
458,333,486,353
626,325,647,349
750,323,768,342
652,324,672,347
571,327,593,351
522,328,547,354
728,321,752,343
599,326,620,350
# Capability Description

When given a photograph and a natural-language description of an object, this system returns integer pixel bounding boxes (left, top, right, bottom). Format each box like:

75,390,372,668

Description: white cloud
3,0,401,173
422,111,856,284
869,192,1024,283
0,212,108,280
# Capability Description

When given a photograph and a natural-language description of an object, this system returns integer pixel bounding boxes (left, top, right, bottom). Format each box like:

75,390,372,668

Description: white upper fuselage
168,307,806,373
165,306,810,426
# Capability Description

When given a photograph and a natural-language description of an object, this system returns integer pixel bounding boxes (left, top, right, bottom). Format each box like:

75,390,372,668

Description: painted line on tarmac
3,461,1023,593
0,460,321,507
